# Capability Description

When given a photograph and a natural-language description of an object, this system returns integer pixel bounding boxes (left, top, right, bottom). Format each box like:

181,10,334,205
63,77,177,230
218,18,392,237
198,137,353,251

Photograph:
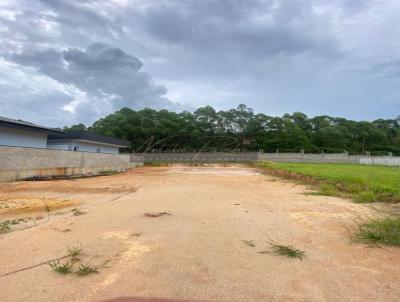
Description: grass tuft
77,263,99,276
68,246,82,258
355,191,377,203
267,242,305,260
0,218,32,234
318,183,338,196
0,221,11,234
354,216,400,246
49,261,72,274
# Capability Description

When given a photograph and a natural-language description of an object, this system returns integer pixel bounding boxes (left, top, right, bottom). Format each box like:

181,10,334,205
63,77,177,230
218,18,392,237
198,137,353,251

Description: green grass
260,243,305,260
0,221,11,234
49,261,72,274
0,218,32,234
259,162,400,203
67,246,82,258
354,216,400,246
77,263,99,276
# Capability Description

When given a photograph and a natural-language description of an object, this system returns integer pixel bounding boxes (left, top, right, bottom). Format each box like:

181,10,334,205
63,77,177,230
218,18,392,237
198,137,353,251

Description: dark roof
0,116,65,135
48,130,130,147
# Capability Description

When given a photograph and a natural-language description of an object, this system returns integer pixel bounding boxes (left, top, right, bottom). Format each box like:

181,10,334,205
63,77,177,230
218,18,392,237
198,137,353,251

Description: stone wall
0,146,144,182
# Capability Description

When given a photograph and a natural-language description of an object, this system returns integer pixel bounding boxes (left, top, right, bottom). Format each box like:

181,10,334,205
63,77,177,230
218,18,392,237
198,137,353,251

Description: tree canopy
65,105,400,155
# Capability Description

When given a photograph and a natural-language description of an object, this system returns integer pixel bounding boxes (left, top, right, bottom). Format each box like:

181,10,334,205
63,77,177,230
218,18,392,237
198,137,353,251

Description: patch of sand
0,165,399,302
0,196,79,214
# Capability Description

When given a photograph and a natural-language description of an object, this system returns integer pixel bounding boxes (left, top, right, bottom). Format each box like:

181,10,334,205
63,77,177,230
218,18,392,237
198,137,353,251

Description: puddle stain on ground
89,231,151,294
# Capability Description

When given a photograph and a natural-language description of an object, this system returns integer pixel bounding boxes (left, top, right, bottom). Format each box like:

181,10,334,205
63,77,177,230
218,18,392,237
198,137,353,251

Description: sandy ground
0,165,400,302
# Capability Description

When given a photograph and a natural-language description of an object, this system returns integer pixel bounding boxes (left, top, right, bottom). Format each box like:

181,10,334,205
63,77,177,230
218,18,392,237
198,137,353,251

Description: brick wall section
0,146,144,182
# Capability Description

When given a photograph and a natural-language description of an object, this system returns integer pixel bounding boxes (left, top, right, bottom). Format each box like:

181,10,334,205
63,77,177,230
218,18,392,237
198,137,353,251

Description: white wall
47,140,119,154
0,126,47,148
360,156,400,167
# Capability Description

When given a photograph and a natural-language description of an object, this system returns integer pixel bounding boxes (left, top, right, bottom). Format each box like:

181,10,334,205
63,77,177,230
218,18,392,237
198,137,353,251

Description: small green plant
49,261,72,274
68,246,82,258
261,242,305,260
241,240,256,247
0,218,34,234
77,263,99,276
318,183,338,196
355,191,376,203
354,216,400,246
0,221,11,233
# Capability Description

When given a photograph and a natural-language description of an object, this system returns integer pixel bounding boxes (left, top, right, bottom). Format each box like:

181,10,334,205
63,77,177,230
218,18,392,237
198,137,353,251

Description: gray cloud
5,43,173,124
0,0,400,125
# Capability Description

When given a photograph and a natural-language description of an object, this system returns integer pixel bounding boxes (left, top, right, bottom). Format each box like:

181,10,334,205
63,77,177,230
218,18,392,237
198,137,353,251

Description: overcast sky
0,0,399,126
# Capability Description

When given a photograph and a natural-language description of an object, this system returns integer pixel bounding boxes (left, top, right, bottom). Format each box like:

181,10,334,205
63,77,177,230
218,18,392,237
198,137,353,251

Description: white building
0,116,64,148
47,131,130,154
0,116,130,154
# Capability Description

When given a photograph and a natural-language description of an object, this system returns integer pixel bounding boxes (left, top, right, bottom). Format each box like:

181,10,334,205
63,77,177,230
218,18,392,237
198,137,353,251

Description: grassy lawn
258,162,400,203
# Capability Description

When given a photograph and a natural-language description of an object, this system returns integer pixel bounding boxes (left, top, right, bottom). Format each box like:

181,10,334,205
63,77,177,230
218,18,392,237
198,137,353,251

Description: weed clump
354,216,400,246
0,221,11,233
355,191,377,203
0,218,32,234
49,261,72,274
48,247,100,276
318,183,338,196
260,242,305,260
68,246,82,258
77,263,99,276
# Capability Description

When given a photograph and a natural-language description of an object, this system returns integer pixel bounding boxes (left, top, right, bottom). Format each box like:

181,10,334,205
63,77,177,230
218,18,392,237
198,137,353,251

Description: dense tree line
64,105,400,155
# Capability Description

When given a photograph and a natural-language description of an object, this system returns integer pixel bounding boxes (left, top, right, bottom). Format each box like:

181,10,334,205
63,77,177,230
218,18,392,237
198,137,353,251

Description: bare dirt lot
1,165,400,302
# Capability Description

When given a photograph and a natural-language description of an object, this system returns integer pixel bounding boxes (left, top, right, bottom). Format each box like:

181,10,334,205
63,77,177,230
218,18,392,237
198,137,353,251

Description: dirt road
0,165,399,302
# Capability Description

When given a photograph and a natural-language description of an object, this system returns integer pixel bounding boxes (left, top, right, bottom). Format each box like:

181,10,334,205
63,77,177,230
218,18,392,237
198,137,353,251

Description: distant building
0,116,130,154
0,116,64,148
48,131,130,154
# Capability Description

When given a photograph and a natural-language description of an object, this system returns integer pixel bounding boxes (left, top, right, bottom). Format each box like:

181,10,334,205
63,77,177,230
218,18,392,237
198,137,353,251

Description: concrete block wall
144,152,400,167
259,153,362,163
144,152,259,162
360,156,400,167
130,153,145,165
0,146,144,182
